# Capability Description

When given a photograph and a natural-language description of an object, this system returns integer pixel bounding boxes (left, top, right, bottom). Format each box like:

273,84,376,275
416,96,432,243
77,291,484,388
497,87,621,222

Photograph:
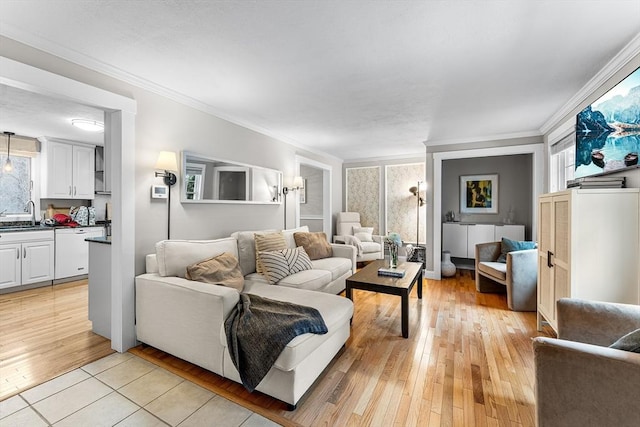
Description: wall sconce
409,181,425,245
3,131,14,173
155,151,178,239
282,176,304,228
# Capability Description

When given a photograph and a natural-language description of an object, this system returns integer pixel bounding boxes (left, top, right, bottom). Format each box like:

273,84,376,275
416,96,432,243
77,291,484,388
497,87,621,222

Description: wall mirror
180,151,282,204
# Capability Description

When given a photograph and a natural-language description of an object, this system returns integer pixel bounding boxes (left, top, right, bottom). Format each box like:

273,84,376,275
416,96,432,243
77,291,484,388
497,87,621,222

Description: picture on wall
460,174,498,214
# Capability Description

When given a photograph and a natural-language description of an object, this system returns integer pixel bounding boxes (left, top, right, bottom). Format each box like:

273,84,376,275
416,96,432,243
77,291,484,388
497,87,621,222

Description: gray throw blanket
224,293,328,392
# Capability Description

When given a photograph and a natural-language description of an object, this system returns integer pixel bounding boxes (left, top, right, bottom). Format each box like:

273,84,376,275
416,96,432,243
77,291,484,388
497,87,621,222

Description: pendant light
3,131,14,173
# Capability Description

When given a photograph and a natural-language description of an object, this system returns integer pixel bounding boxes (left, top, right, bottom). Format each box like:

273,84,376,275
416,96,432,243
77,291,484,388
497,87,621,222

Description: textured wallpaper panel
386,163,425,244
346,167,380,234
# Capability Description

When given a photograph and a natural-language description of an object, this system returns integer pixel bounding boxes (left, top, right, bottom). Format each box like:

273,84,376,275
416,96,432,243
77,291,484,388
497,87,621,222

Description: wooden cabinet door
73,145,95,199
22,240,54,285
45,141,73,198
467,224,495,258
442,223,467,258
537,196,555,328
0,243,21,289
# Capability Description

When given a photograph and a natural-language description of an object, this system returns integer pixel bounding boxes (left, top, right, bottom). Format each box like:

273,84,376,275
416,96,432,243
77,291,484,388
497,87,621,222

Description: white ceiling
1,1,639,160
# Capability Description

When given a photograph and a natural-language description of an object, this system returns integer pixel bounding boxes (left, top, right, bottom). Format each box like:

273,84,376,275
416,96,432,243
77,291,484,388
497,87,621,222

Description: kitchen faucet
25,200,36,226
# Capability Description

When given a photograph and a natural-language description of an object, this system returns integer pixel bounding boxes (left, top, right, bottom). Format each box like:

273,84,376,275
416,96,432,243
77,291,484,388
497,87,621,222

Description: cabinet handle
23,248,26,259
16,248,19,259
74,186,77,196
547,250,554,268
69,186,72,195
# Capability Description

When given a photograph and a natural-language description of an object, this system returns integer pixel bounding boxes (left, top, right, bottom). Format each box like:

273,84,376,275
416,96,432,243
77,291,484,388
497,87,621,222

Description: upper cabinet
40,138,95,199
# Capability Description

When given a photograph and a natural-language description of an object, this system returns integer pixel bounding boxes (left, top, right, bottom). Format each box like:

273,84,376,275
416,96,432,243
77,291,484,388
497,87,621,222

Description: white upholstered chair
333,212,384,262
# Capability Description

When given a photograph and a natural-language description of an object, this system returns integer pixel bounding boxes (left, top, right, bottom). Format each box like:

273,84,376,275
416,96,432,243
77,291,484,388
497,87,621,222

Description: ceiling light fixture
71,119,104,132
3,131,14,172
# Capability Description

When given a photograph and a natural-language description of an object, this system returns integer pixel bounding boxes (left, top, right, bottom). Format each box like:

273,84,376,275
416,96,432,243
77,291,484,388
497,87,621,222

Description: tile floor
0,352,280,426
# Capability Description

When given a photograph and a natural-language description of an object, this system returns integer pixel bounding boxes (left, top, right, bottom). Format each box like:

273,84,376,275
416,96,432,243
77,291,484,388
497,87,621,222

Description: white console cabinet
41,139,95,199
0,230,55,289
537,189,640,333
443,223,525,259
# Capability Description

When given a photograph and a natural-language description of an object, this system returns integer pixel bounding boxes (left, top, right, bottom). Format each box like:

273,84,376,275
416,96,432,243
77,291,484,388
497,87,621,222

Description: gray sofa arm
533,336,640,427
557,298,640,346
505,249,537,311
475,241,501,262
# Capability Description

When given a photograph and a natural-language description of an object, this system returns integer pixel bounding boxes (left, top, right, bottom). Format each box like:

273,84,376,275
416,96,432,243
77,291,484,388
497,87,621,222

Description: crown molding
540,31,640,135
424,130,542,147
1,25,346,162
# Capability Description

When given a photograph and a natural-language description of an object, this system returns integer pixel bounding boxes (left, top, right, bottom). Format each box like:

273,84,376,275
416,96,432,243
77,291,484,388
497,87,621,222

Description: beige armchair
475,241,537,311
533,298,640,427
333,212,384,263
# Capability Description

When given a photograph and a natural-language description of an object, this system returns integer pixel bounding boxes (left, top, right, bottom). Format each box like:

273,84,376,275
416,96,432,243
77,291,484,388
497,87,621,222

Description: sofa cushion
156,237,238,278
609,328,640,353
259,247,314,285
278,269,332,291
281,226,309,249
478,261,507,283
254,232,287,274
220,284,353,371
311,257,352,281
497,237,537,263
360,241,382,254
294,231,333,260
185,252,244,292
353,227,374,242
231,229,276,275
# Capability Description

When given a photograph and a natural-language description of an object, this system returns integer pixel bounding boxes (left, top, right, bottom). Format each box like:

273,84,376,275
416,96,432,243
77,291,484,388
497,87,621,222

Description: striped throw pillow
255,232,287,274
258,247,314,285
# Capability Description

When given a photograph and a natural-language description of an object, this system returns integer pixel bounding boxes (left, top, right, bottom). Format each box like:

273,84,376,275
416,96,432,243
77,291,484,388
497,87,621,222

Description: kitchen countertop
86,236,111,245
0,223,105,233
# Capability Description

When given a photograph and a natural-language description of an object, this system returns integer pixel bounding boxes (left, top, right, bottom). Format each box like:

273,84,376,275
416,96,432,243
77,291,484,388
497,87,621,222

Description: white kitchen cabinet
41,139,95,199
0,230,55,289
442,223,468,258
537,189,640,333
55,227,104,279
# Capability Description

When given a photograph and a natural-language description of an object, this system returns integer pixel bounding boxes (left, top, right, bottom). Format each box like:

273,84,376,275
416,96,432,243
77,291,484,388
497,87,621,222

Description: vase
441,251,456,277
389,244,399,268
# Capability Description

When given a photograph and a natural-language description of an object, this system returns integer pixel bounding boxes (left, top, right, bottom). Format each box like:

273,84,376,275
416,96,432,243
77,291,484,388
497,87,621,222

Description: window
549,133,575,192
0,154,32,216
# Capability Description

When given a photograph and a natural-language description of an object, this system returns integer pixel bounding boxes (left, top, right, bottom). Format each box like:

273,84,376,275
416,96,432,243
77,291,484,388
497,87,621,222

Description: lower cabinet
442,223,525,259
0,231,55,289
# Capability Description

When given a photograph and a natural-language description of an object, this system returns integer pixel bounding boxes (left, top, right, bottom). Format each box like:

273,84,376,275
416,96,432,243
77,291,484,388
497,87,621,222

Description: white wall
0,36,344,275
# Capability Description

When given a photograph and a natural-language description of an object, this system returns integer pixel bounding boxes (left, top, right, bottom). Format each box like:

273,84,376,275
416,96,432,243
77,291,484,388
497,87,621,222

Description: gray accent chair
475,241,537,311
533,298,640,427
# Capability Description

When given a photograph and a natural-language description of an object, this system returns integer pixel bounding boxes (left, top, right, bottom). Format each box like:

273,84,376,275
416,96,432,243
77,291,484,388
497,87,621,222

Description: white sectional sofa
135,227,355,409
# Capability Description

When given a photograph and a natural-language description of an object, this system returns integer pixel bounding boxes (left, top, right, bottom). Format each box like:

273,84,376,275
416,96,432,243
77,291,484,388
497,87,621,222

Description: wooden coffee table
345,260,423,338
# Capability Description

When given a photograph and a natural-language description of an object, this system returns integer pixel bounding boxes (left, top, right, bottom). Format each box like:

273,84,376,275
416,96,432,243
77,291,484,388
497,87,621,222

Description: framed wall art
460,174,498,214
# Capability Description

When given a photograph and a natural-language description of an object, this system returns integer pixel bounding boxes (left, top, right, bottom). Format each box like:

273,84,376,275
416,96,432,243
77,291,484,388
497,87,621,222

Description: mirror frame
180,151,282,204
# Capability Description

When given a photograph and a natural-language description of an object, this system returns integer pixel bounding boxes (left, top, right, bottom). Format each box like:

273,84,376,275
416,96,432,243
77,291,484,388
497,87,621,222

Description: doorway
295,156,332,236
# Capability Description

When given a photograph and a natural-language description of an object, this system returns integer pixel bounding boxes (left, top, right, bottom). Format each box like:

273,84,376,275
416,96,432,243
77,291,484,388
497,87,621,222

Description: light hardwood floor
132,271,556,427
0,280,113,401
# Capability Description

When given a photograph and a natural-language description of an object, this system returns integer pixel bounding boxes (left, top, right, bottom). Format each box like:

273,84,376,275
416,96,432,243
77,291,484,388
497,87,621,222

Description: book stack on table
378,267,406,278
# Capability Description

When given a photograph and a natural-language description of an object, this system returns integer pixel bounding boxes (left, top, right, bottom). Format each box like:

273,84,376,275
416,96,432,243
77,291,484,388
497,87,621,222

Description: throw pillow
254,232,287,274
609,328,640,353
353,227,374,242
293,231,333,260
185,252,245,291
258,247,314,285
497,237,537,263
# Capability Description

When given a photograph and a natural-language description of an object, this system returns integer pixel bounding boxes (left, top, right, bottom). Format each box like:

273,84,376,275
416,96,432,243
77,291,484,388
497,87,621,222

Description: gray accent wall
442,154,533,239
300,164,324,232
